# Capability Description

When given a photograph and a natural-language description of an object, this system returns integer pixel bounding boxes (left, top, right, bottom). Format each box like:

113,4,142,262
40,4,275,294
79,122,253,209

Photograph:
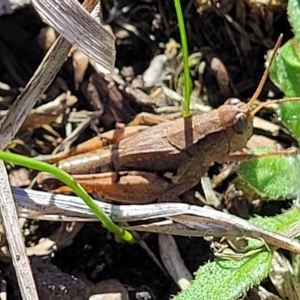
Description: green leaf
288,0,300,46
238,151,300,200
269,38,300,98
250,207,300,233
172,207,300,300
268,38,300,142
172,251,272,300
172,208,300,300
245,207,300,250
278,102,300,143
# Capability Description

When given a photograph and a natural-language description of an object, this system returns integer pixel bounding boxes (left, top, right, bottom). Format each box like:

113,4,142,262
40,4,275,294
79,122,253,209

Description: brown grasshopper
38,35,299,203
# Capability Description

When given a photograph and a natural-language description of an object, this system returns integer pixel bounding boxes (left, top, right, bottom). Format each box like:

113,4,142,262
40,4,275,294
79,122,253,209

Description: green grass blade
0,151,134,243
173,0,191,117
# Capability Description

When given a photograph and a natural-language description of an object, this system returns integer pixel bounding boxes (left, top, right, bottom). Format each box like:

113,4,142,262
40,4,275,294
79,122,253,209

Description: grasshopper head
218,98,253,152
215,34,281,152
216,35,300,153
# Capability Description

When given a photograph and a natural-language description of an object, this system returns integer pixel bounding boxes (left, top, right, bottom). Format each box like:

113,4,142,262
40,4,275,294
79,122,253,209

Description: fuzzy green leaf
172,207,300,300
278,102,300,143
245,207,300,250
269,38,300,98
172,251,272,300
172,209,300,300
250,207,300,233
268,37,300,142
238,151,300,200
288,0,300,46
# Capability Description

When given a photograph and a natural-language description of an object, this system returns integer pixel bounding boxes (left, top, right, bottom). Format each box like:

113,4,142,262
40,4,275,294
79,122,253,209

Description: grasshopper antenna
247,34,283,108
251,97,300,116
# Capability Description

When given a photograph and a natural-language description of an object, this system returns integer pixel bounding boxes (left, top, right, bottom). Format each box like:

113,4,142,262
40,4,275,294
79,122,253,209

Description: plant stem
173,0,191,117
0,151,134,243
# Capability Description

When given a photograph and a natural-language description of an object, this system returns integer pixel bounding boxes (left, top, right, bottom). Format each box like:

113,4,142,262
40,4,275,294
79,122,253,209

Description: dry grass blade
0,1,115,298
0,34,71,300
269,251,300,300
31,0,116,74
11,188,300,255
0,40,74,300
158,234,192,290
0,166,39,299
0,36,72,147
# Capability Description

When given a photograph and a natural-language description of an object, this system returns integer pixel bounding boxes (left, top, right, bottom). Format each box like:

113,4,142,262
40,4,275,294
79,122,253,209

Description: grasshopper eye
226,98,241,106
233,113,247,134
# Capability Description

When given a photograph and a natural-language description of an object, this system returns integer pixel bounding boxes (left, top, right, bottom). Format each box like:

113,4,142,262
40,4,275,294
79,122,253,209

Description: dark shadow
184,115,194,149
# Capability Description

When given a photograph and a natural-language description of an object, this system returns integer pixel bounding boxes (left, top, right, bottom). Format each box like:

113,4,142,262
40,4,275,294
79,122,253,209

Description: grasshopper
38,35,299,203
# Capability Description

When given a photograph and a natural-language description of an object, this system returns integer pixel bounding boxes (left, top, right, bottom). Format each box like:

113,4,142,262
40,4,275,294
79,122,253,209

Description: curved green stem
0,151,134,243
173,0,191,117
